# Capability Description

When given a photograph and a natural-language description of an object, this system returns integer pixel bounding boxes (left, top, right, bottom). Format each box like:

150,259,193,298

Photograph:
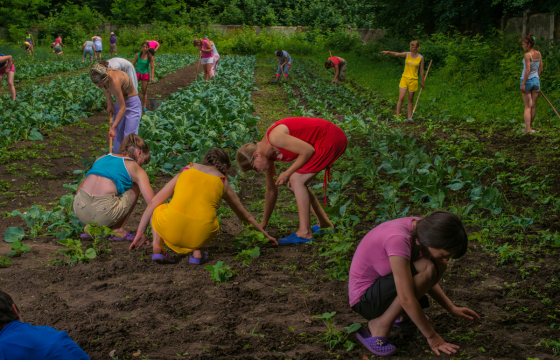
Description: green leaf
4,227,25,243
29,130,44,141
85,248,97,259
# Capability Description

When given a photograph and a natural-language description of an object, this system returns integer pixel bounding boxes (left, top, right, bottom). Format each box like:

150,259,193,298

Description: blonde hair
410,40,420,48
118,134,151,164
236,142,257,172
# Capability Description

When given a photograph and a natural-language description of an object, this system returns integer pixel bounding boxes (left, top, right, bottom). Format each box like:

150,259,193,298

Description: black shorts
148,48,155,56
352,262,430,320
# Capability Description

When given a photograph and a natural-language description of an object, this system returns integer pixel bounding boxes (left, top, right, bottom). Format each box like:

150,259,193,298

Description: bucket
149,98,163,111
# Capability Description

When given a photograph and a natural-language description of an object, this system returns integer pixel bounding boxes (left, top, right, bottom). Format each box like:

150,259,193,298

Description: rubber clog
109,231,135,242
311,224,334,235
356,327,397,356
152,253,175,264
142,108,148,112
278,233,313,246
189,252,208,265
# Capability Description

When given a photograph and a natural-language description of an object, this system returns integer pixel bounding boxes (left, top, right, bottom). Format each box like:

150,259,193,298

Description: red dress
266,117,348,206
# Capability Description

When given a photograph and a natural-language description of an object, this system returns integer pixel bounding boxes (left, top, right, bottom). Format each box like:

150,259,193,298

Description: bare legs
141,80,149,110
203,63,212,80
521,89,540,132
367,258,447,338
287,172,333,239
396,87,415,119
95,52,102,61
1,71,16,101
111,184,141,237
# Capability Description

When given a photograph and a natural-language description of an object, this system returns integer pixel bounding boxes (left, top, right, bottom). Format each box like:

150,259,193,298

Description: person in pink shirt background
349,211,480,357
193,38,214,81
146,39,162,56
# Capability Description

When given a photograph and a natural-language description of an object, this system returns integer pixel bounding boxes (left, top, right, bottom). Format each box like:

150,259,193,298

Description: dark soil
0,58,558,360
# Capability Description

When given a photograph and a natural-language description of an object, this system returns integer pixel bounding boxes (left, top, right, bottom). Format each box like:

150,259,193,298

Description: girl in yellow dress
381,40,425,120
130,149,277,264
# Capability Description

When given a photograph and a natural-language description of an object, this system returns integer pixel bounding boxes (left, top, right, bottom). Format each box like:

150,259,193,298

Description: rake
410,59,433,121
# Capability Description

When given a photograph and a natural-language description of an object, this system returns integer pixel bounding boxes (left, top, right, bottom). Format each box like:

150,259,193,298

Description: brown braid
202,149,231,176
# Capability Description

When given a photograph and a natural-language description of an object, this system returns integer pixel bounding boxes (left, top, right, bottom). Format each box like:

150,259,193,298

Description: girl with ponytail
349,212,480,356
520,34,543,133
74,134,154,242
130,149,276,264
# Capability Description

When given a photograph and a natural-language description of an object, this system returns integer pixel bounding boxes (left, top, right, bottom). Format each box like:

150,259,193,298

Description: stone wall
502,11,558,40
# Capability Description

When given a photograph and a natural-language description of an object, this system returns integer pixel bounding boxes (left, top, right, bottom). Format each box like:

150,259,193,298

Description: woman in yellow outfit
130,149,277,264
381,40,425,120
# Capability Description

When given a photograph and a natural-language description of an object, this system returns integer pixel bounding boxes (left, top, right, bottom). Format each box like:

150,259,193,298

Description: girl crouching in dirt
74,134,154,243
349,211,480,356
236,117,347,246
130,149,276,264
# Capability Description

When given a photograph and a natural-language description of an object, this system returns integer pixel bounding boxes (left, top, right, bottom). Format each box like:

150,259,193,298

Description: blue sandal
311,224,334,235
142,108,148,112
278,233,313,246
152,253,175,264
189,252,208,265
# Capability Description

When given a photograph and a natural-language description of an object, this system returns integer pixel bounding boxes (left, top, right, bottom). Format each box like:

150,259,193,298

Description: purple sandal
109,231,135,242
152,253,175,264
189,252,208,265
356,327,397,356
393,314,429,329
80,233,96,240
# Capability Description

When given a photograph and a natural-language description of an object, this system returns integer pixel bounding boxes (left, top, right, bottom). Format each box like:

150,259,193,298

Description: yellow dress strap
189,162,194,168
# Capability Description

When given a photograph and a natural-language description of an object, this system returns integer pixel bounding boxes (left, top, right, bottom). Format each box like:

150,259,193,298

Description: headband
90,63,108,84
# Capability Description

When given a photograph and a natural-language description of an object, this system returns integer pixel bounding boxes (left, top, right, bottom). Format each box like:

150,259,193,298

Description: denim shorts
521,77,540,91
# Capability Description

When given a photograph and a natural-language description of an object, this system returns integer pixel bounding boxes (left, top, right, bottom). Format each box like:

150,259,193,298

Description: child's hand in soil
428,334,459,355
129,234,150,251
265,233,278,246
449,305,481,323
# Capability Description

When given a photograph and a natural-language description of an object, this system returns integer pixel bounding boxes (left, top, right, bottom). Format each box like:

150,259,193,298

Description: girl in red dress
236,117,348,245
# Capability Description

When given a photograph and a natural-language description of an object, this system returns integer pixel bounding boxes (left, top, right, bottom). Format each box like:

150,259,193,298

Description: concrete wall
502,11,558,40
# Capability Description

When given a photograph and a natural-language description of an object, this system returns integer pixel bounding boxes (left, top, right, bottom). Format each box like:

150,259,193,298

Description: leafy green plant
8,241,30,258
312,312,361,350
0,257,11,268
205,261,235,282
56,239,97,265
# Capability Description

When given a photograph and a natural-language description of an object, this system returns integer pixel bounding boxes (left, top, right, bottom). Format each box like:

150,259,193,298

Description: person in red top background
236,117,347,245
325,56,347,85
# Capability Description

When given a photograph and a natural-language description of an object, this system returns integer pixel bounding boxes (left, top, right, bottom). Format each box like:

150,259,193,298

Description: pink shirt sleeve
384,234,412,260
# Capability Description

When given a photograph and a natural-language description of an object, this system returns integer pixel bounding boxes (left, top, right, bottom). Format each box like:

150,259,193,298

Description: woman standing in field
25,31,34,56
349,211,480,356
81,39,95,64
109,32,117,56
0,55,16,101
325,55,347,85
74,134,154,243
90,62,142,151
274,50,291,82
520,34,543,134
194,38,213,80
105,58,139,92
236,117,347,245
130,149,276,264
53,34,64,59
92,34,103,61
146,39,162,56
133,42,155,112
381,40,425,120
204,35,220,77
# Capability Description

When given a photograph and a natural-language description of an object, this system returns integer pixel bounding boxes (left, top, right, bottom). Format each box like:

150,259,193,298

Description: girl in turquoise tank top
520,34,543,134
73,134,155,243
133,42,155,112
25,31,34,56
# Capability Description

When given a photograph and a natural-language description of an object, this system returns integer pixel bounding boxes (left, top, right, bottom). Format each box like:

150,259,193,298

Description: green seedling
205,261,235,282
312,311,360,351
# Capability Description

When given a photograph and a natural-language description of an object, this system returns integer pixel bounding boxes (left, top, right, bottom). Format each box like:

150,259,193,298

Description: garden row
0,54,198,151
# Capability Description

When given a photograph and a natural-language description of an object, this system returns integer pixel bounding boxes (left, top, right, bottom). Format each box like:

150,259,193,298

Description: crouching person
349,211,481,356
0,290,90,359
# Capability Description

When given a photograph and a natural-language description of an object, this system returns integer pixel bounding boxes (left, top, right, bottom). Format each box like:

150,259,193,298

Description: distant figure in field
109,32,117,56
53,34,64,59
520,34,543,134
349,212,480,356
133,42,155,112
0,290,90,359
0,54,16,101
193,38,213,81
204,35,220,77
81,39,96,64
274,50,291,82
381,40,425,120
74,134,154,243
130,149,276,264
146,39,162,56
25,30,34,55
325,55,347,85
92,34,103,61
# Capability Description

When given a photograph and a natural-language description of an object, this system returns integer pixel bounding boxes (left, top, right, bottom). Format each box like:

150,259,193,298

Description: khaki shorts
73,189,133,227
110,43,117,53
339,60,347,81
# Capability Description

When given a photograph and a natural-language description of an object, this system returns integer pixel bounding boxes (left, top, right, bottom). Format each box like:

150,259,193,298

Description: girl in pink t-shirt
193,38,214,81
349,211,480,356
